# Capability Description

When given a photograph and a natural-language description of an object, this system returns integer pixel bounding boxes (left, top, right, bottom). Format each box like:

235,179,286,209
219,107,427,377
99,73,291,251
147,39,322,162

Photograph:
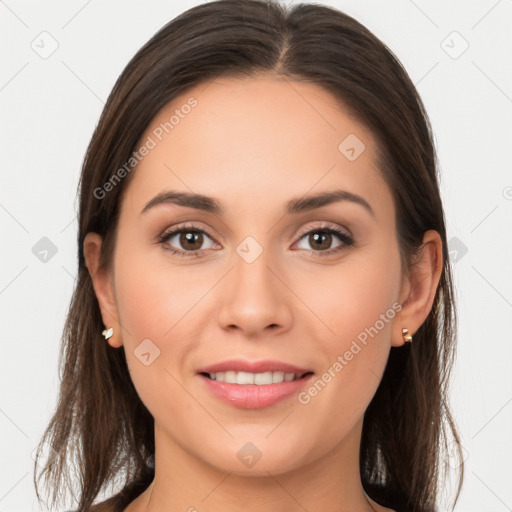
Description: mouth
196,361,315,409
200,370,314,385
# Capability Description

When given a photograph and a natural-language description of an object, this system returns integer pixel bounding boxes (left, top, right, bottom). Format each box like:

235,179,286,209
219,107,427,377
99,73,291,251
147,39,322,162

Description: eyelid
159,221,351,241
294,221,352,239
159,221,217,241
158,221,354,257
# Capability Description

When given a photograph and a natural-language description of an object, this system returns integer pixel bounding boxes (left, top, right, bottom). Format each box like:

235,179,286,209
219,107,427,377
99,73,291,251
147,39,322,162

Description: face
95,74,408,476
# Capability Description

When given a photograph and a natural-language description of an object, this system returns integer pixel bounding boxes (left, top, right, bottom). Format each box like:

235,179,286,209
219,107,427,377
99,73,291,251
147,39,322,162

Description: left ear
391,229,444,347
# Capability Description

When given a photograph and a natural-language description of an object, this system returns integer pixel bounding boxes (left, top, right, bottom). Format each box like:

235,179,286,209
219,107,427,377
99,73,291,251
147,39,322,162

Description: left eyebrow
140,188,375,218
285,189,375,218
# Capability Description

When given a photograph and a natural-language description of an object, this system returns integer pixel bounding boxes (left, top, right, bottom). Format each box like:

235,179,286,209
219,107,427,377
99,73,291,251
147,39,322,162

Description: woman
33,1,465,511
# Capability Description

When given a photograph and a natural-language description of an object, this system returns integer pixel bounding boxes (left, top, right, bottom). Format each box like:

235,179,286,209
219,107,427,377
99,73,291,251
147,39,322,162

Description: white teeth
208,371,300,384
272,371,284,383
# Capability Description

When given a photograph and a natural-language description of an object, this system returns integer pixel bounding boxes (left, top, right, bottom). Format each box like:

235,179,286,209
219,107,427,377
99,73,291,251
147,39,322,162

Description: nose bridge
232,233,279,297
216,232,291,333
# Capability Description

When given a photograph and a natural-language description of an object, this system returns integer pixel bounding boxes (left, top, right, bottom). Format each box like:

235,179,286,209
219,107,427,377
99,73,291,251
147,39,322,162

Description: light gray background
1,0,511,511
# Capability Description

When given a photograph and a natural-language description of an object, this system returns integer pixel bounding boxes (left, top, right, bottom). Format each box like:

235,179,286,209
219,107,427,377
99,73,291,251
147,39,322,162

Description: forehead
121,74,392,221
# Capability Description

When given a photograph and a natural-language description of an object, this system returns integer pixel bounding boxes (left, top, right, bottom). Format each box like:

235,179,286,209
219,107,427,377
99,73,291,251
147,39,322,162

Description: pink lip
199,374,314,409
196,359,314,409
196,359,312,375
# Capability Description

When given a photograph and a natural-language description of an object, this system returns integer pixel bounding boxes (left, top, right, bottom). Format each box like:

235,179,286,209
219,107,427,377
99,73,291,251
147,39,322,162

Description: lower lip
198,373,314,409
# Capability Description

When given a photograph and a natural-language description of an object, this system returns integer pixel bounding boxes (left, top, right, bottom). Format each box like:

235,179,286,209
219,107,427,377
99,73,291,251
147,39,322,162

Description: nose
216,240,293,338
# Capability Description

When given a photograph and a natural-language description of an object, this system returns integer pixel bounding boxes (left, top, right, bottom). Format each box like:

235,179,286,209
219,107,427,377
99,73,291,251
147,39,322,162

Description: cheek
111,245,205,411
296,281,396,445
297,248,401,411
113,241,201,338
304,250,401,345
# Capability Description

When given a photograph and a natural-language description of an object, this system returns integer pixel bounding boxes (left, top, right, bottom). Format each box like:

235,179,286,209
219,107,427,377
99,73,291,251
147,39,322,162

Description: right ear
83,232,123,348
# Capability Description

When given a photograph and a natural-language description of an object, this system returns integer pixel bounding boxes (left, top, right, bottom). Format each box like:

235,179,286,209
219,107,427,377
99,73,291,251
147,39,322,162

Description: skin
84,73,443,512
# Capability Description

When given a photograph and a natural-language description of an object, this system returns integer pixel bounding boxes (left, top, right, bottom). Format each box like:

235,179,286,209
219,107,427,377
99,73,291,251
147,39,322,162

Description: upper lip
197,359,313,376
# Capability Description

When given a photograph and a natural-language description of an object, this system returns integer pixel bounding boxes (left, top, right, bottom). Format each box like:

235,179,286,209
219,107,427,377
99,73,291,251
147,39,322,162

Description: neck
130,417,380,512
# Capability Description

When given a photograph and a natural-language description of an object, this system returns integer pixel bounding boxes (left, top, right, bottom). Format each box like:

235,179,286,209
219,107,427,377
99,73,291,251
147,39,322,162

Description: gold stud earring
402,328,413,344
102,327,114,340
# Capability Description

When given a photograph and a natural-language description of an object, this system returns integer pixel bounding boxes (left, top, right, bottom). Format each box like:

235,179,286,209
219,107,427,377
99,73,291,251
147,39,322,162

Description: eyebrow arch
140,188,375,218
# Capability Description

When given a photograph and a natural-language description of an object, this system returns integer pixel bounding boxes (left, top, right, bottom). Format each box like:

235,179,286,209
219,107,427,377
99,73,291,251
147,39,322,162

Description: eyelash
158,222,355,258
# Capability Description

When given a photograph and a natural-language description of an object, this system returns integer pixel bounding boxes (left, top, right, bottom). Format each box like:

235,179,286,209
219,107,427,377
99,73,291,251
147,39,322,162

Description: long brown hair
33,1,465,510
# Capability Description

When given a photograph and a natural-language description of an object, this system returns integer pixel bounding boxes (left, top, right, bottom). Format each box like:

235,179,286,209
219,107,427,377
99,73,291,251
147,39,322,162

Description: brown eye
159,224,217,256
308,232,334,251
295,226,354,254
178,231,204,251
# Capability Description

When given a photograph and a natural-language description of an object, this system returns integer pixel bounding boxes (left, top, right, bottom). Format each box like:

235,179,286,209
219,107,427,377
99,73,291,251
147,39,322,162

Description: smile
202,370,311,385
198,371,314,409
